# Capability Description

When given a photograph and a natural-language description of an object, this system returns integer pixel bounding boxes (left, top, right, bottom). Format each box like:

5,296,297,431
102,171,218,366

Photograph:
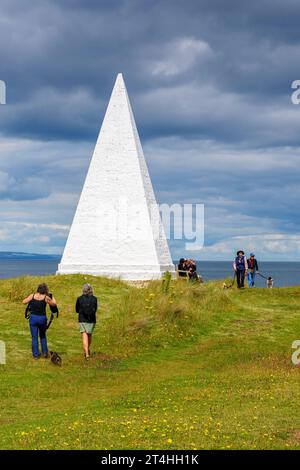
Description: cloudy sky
0,0,300,260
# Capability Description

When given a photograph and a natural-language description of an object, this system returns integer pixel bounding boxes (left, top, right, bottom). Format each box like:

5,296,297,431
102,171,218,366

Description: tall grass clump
0,276,38,302
98,277,214,355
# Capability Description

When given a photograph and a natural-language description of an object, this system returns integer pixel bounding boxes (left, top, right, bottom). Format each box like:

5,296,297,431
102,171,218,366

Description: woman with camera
22,283,57,359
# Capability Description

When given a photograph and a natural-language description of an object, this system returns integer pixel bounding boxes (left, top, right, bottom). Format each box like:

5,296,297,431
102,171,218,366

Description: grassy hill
0,274,299,450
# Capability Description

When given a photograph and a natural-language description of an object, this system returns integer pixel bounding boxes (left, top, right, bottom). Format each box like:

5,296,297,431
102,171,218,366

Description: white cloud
151,37,213,77
198,233,300,261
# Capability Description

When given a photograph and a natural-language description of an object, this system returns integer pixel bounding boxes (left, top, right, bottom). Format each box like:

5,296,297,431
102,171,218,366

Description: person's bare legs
82,332,90,358
88,334,92,356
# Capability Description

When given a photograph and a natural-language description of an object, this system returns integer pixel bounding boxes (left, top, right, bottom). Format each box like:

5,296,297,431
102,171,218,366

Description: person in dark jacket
76,283,97,359
177,258,188,277
247,253,259,288
233,250,248,289
22,283,57,359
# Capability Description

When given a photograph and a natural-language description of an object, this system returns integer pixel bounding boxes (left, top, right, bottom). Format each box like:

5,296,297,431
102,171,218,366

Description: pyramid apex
115,72,125,85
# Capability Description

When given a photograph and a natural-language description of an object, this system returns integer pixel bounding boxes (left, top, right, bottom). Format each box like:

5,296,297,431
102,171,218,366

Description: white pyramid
57,74,175,280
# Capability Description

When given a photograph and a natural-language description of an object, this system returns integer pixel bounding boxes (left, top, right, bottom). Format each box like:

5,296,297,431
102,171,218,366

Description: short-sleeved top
76,295,97,323
29,294,47,316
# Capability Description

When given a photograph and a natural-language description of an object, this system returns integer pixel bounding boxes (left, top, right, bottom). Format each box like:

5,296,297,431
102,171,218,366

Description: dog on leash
50,351,62,366
223,282,232,290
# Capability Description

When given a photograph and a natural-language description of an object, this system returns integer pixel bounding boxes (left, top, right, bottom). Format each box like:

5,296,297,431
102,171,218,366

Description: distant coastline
1,252,299,263
0,255,299,287
0,251,61,261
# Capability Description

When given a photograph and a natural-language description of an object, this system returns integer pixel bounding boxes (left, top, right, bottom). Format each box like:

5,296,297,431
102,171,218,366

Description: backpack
24,294,36,319
48,293,59,317
25,302,31,319
81,296,96,321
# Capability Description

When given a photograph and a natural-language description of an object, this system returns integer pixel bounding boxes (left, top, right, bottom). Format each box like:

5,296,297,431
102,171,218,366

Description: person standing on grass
247,253,259,288
76,283,97,360
22,283,57,360
233,250,248,289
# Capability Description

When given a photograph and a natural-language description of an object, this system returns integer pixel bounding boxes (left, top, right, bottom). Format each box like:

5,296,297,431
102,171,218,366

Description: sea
0,257,299,288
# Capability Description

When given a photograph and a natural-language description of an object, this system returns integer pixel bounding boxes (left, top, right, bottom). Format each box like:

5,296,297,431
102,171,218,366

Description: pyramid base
56,263,176,281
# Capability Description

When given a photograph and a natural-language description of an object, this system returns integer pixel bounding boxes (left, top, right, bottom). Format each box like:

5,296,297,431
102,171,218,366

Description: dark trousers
29,314,48,358
236,269,245,288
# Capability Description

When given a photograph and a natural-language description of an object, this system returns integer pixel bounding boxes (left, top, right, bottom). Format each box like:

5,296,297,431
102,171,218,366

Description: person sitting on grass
177,258,188,277
233,250,248,289
186,259,201,282
22,283,57,360
76,283,98,360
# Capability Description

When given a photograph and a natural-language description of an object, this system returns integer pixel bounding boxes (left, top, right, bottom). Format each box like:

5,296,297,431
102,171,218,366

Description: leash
47,313,54,330
25,303,31,319
257,272,269,280
47,305,59,330
225,271,236,288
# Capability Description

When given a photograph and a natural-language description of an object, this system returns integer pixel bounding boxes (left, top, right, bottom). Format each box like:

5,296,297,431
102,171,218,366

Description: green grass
0,274,300,450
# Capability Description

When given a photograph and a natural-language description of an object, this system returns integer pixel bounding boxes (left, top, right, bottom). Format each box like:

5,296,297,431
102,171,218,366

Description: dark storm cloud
1,0,300,143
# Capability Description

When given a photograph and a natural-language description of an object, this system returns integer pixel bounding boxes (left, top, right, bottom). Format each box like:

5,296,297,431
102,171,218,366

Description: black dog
50,351,62,366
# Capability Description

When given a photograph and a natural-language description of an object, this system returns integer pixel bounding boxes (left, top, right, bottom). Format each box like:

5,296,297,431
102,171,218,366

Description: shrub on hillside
0,276,38,302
